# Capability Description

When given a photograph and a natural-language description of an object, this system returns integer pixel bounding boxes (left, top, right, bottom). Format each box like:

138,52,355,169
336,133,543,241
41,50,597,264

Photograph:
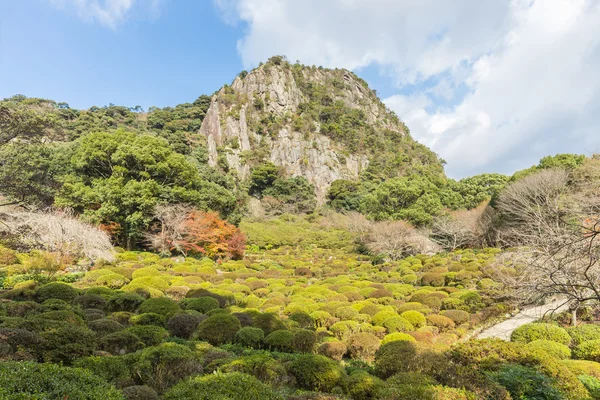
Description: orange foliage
179,211,246,259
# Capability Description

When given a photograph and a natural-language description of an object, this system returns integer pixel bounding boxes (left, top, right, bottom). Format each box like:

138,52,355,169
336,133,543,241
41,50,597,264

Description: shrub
236,327,265,348
100,331,144,355
579,375,600,400
293,329,317,353
163,372,278,400
36,282,79,302
253,312,286,335
88,318,125,337
381,332,416,346
562,360,600,379
0,246,19,265
568,324,600,346
528,340,571,360
400,311,426,328
74,294,107,309
490,364,563,400
196,313,241,345
127,325,169,346
289,354,346,392
289,312,315,329
107,292,145,312
441,309,470,325
166,314,200,339
421,272,445,287
132,343,202,394
0,327,41,353
0,361,123,399
382,316,414,333
318,341,347,361
38,325,97,364
122,385,159,400
264,329,294,352
374,341,436,379
346,332,381,361
425,315,456,332
129,313,166,327
220,354,288,387
347,370,383,400
372,310,399,326
73,355,130,386
511,323,571,345
180,296,220,313
138,297,181,317
574,340,600,362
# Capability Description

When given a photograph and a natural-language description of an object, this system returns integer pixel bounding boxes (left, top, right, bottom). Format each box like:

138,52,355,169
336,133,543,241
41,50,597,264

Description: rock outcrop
199,57,413,203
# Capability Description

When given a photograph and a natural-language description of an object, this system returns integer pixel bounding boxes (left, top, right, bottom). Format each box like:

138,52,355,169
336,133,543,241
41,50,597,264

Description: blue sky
0,1,397,110
1,0,599,178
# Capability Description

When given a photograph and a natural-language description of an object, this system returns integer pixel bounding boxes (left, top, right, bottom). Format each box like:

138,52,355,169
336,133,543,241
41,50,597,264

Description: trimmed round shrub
574,340,600,362
73,355,130,386
264,329,294,352
289,312,315,330
441,309,470,325
425,314,456,332
196,313,241,345
511,323,571,345
236,327,265,348
74,294,107,310
180,297,220,313
132,342,202,394
123,385,159,400
292,329,317,353
85,308,105,321
0,361,123,399
347,370,383,400
382,316,414,333
381,332,416,346
346,332,380,361
253,312,286,335
318,341,347,361
99,331,144,355
107,292,145,312
38,325,97,364
41,299,70,311
421,272,445,287
568,324,600,345
166,314,200,339
127,325,169,346
36,282,79,302
138,297,180,317
88,318,125,337
372,310,399,326
129,313,166,327
578,375,600,400
400,311,426,328
374,341,432,379
490,364,563,400
163,372,278,400
562,359,600,379
527,339,571,360
289,354,346,392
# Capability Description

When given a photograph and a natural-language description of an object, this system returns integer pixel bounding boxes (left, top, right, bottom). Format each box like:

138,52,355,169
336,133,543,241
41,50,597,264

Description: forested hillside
2,57,600,400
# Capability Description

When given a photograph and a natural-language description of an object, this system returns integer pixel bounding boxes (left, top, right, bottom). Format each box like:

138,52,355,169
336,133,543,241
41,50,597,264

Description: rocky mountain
199,56,443,203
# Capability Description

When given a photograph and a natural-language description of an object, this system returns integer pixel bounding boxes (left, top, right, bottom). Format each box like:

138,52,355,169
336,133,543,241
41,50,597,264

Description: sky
1,0,600,178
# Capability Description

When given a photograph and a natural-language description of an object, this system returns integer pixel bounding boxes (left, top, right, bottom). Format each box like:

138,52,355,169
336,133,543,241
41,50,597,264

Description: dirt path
476,299,569,341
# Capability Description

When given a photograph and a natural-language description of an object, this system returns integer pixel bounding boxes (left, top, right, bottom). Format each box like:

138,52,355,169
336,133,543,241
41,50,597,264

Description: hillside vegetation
2,57,600,399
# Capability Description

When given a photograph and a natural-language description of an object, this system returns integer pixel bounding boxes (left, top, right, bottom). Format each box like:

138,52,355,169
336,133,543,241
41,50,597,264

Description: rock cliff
199,56,434,203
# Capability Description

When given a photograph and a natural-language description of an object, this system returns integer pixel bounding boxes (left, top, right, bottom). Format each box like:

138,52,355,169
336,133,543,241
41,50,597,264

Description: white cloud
49,0,161,29
217,0,600,178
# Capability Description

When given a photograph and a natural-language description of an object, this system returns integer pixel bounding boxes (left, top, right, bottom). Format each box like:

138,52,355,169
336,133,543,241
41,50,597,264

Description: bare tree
490,168,600,324
146,204,192,255
344,212,439,260
0,209,114,262
430,202,488,251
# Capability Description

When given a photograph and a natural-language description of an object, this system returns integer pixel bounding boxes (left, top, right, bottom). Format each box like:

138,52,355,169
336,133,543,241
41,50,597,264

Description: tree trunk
571,307,578,326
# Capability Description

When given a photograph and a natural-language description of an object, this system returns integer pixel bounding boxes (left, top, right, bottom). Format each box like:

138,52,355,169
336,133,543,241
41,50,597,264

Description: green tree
56,130,236,248
249,162,280,197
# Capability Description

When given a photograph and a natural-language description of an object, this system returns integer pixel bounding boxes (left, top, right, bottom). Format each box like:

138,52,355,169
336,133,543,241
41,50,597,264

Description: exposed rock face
199,58,409,203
